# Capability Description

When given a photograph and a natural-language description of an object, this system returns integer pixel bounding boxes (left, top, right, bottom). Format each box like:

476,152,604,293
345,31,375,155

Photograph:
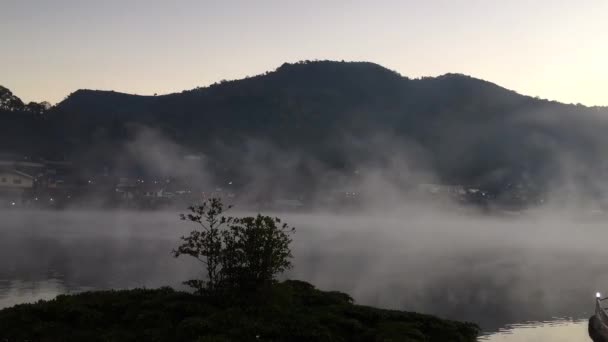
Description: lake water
480,319,589,341
0,209,604,341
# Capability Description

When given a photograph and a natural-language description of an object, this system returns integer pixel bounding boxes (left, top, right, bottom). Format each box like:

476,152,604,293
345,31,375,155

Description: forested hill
2,61,608,196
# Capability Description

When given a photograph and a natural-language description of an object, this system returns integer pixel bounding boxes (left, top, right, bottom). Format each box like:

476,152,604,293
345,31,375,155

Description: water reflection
0,278,85,309
480,319,589,341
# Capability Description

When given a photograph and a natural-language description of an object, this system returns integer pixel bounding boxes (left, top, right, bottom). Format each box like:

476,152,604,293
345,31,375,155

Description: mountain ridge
54,62,530,107
2,60,608,202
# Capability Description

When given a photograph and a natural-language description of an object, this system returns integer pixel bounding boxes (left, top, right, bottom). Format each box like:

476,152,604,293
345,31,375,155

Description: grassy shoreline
0,280,478,341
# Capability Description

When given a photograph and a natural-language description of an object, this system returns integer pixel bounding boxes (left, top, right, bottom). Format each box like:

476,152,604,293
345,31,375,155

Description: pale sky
2,0,607,105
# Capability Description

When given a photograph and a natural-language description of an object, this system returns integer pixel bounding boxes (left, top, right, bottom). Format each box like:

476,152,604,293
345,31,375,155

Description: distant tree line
0,86,50,115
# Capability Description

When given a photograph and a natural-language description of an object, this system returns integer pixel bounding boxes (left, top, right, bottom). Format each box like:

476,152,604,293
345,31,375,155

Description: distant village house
0,169,35,190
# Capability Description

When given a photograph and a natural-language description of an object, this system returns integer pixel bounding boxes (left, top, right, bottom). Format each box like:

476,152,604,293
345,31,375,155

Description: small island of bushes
0,199,479,341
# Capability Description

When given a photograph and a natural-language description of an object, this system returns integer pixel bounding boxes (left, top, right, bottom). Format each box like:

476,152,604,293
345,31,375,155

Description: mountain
2,60,608,200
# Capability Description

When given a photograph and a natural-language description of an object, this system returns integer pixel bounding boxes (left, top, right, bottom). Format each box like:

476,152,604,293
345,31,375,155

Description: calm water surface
1,209,605,341
480,319,589,341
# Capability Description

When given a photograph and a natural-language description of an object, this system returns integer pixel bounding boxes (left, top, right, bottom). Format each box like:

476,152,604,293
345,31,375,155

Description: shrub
173,198,295,293
222,215,294,291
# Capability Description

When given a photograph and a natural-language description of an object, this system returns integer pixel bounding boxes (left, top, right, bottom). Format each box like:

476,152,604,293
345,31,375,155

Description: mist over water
3,4,607,340
1,207,604,339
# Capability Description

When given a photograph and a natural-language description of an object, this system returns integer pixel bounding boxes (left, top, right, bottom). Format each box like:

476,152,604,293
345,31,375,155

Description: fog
4,125,608,338
1,208,605,332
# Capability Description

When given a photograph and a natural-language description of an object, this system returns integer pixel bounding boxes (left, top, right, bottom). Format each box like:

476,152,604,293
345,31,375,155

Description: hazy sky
2,0,607,105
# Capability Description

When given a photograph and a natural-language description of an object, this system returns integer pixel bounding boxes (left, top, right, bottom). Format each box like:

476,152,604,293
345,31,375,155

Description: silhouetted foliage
0,281,479,341
173,198,234,292
0,85,54,156
0,85,25,111
223,215,294,291
173,198,294,293
25,100,51,115
0,85,50,114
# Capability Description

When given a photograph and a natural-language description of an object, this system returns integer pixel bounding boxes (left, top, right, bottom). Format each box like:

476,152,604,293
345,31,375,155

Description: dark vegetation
173,198,295,293
3,60,608,200
0,281,479,342
0,86,54,157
